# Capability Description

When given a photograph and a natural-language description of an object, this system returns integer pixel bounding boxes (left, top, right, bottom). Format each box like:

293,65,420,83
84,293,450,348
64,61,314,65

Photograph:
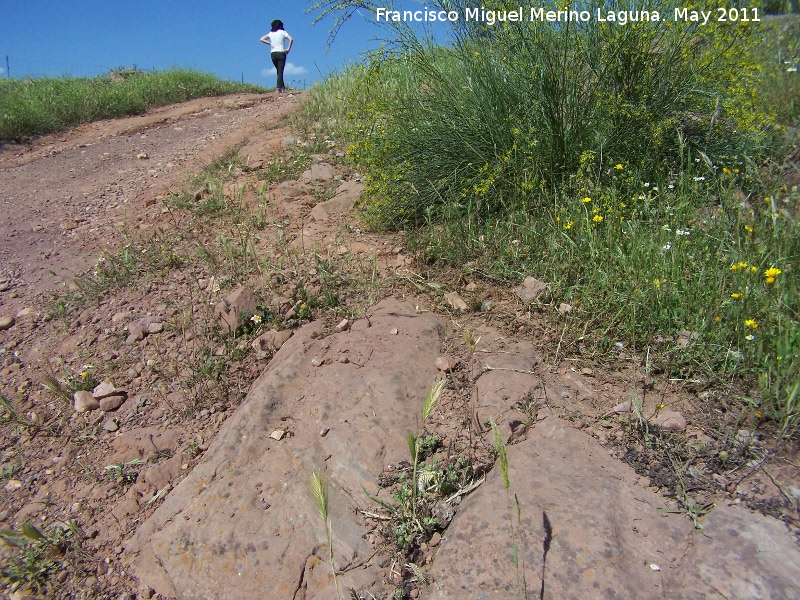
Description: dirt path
0,93,300,307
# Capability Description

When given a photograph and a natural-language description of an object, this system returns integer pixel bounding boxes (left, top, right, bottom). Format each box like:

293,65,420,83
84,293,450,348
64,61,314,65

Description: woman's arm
260,34,270,45
285,34,293,53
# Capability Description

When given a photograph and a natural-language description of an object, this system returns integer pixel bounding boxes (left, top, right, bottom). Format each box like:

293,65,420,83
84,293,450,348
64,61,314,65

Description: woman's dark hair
271,20,284,32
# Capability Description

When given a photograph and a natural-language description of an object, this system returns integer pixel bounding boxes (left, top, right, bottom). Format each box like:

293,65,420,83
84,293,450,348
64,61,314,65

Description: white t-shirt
266,30,291,53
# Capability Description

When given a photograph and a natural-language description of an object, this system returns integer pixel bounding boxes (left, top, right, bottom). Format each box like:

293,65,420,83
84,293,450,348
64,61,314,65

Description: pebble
270,429,285,441
56,570,68,583
4,479,23,492
334,318,350,333
651,410,687,432
74,390,100,413
580,368,594,376
0,316,14,330
430,532,442,547
92,379,117,399
444,291,469,311
311,357,323,367
0,281,9,292
99,395,126,412
337,356,349,364
147,321,164,334
390,328,398,335
612,400,631,414
435,356,457,373
558,302,573,315
320,427,330,437
103,419,119,432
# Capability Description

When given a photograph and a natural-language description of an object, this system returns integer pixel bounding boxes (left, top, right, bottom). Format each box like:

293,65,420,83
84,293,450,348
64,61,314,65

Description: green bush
307,3,799,436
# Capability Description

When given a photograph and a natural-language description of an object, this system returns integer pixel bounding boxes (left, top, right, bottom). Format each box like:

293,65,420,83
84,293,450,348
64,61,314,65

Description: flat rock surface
125,298,445,599
668,503,800,599
426,417,693,600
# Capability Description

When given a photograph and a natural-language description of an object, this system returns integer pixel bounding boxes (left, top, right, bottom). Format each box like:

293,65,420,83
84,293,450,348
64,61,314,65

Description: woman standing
260,20,294,93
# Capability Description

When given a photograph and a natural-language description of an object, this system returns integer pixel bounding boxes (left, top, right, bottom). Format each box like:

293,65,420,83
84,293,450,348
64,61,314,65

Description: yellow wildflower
593,215,604,223
731,293,741,299
564,221,574,230
582,196,592,203
744,319,758,329
615,164,623,170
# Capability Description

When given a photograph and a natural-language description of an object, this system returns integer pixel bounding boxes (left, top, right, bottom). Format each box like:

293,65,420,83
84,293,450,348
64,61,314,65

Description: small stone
270,429,285,441
444,291,468,311
126,367,140,378
125,320,146,344
74,390,100,413
147,321,164,334
651,410,687,432
514,276,548,301
56,570,69,583
432,500,454,528
320,427,330,437
465,282,478,292
0,281,9,292
0,316,14,330
92,380,117,399
430,532,442,547
4,479,23,492
137,152,149,159
612,401,631,414
649,564,661,572
334,319,350,333
558,302,573,315
390,328,398,336
580,368,594,377
435,356,457,373
103,420,119,432
311,357,323,367
99,395,126,412
337,356,349,364
16,307,34,318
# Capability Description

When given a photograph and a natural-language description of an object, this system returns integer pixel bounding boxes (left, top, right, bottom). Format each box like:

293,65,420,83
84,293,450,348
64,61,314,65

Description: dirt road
0,93,301,307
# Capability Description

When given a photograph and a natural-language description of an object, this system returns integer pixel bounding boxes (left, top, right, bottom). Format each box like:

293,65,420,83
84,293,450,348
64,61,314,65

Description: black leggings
271,51,286,90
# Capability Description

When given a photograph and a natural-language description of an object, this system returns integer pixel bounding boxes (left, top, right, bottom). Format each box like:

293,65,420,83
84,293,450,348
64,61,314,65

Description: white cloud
261,62,308,77
0,67,5,75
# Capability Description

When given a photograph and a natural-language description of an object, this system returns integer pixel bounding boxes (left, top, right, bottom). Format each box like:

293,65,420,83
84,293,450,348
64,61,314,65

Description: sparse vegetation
0,521,82,595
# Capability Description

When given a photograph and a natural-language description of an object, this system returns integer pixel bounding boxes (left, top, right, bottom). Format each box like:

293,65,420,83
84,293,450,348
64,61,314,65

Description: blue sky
0,1,390,87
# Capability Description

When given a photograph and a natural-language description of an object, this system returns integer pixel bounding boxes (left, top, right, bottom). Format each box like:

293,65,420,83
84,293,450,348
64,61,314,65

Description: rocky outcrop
126,299,445,599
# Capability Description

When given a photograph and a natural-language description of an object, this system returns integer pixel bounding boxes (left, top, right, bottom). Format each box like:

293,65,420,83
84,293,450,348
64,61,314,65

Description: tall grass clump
307,2,799,436
0,68,265,140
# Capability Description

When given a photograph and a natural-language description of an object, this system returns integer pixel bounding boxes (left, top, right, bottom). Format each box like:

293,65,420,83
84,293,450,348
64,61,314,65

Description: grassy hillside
303,3,799,437
0,68,266,140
